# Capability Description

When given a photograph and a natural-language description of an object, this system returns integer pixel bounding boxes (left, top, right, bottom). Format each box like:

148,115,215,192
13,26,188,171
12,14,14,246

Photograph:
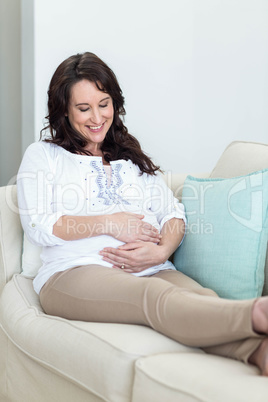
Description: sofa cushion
132,353,268,402
0,274,202,402
21,235,42,277
210,140,268,296
173,169,268,299
0,185,22,292
210,141,268,179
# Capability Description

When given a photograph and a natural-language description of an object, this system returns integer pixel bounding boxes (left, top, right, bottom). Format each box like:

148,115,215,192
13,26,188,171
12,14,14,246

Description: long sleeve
17,142,65,247
146,173,187,230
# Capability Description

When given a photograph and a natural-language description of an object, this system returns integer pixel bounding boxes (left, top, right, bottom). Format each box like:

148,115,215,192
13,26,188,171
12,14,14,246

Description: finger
138,234,161,243
117,242,141,250
102,255,125,265
123,267,145,273
100,247,116,253
111,260,130,268
100,247,129,255
151,229,161,237
101,254,124,265
141,227,161,239
100,248,131,258
141,222,159,231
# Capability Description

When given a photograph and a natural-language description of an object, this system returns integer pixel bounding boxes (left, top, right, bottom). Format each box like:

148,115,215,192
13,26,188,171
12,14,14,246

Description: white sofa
1,141,268,402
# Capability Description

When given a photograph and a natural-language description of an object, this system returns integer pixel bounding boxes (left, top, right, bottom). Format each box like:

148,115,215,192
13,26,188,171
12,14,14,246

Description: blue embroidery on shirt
90,161,130,205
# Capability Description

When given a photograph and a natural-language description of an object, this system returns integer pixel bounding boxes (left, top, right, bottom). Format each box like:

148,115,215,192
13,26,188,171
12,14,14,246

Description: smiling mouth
87,122,105,131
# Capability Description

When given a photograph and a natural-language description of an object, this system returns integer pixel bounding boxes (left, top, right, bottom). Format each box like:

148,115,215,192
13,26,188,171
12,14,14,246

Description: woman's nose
90,108,102,125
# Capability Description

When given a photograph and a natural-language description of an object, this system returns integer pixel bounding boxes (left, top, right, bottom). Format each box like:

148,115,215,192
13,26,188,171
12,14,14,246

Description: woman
17,52,268,375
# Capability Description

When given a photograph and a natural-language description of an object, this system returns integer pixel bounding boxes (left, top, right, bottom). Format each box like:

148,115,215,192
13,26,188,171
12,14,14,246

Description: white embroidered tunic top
17,141,186,294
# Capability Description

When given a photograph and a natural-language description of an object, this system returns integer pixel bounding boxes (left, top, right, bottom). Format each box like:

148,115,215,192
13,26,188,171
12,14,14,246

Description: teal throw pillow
173,169,268,299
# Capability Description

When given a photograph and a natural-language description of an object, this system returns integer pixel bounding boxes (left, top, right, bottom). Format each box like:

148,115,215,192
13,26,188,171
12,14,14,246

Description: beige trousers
39,265,264,363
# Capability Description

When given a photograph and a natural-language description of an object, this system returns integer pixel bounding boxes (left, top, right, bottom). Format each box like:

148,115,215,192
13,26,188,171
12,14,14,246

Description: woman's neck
84,145,102,156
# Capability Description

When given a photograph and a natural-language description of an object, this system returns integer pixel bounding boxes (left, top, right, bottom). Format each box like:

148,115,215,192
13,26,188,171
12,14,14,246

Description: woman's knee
194,287,218,297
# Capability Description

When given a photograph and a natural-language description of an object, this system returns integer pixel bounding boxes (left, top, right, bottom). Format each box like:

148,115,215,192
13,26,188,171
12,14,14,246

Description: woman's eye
80,108,89,112
100,103,108,108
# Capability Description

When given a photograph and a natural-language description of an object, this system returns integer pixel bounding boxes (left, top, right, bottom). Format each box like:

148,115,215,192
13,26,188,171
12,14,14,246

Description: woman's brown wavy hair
41,52,160,175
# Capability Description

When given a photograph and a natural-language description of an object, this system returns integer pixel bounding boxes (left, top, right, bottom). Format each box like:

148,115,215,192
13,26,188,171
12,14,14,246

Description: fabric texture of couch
1,140,268,402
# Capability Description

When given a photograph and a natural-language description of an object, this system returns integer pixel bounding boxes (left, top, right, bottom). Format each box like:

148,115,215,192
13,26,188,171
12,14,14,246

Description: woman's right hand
108,212,161,244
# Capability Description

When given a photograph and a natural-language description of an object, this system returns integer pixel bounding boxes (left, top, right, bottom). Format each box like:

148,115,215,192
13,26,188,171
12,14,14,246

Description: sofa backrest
210,140,268,178
0,185,23,293
163,172,209,200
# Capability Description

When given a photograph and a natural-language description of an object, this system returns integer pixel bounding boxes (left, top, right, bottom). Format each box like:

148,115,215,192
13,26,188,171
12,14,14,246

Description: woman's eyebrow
99,96,111,103
75,96,111,107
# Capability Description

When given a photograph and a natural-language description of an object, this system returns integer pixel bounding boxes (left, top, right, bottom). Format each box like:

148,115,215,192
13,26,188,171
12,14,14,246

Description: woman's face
67,79,114,152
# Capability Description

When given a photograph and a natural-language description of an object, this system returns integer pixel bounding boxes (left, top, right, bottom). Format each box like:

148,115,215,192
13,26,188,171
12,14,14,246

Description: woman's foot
248,338,268,376
252,297,268,335
250,297,268,375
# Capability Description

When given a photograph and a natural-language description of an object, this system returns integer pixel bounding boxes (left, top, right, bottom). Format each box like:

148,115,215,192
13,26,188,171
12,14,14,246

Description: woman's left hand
99,241,167,273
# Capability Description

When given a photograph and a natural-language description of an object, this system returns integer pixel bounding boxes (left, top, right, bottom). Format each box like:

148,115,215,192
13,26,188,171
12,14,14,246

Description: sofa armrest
0,185,23,294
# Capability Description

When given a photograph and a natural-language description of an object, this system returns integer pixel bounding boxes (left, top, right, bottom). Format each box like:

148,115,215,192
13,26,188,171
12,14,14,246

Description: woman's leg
152,270,265,364
152,269,219,297
40,265,262,346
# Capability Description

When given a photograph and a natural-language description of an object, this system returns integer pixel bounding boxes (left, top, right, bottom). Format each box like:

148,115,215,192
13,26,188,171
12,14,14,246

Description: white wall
0,0,21,186
21,0,35,153
22,0,268,173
